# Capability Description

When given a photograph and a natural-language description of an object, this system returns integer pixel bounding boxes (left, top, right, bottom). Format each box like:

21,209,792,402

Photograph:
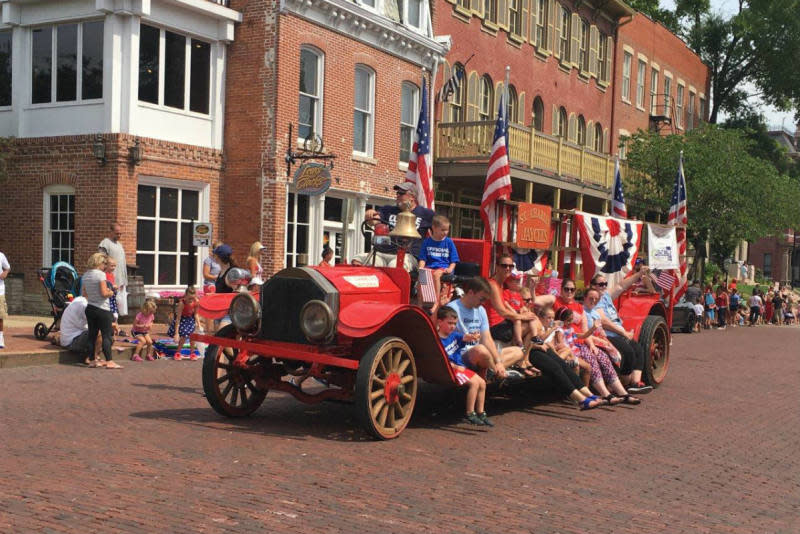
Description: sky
660,0,797,133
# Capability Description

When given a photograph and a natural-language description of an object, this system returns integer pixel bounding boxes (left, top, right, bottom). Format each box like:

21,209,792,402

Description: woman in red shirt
715,285,729,330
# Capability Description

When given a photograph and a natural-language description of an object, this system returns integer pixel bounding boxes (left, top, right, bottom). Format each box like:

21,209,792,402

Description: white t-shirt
98,238,127,286
82,269,110,310
0,251,9,296
60,296,88,347
692,303,704,317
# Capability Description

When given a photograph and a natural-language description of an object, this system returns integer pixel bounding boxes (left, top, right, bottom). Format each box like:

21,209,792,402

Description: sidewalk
0,315,172,369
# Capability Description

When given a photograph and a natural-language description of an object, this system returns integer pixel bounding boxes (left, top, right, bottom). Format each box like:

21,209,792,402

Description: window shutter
589,25,599,78
552,5,561,59
517,92,525,124
603,35,613,84
570,13,580,67
567,113,576,142
603,128,609,153
586,120,594,149
440,62,451,121
552,105,559,134
466,72,479,121
546,0,556,53
530,0,538,45
498,0,509,29
495,82,505,115
520,0,529,40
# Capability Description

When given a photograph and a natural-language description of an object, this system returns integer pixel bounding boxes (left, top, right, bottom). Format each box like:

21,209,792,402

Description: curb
0,346,137,369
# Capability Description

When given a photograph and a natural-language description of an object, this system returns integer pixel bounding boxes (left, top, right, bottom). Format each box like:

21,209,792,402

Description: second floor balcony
435,121,639,190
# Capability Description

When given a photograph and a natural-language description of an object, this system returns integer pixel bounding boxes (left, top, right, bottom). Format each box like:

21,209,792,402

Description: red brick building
612,12,710,156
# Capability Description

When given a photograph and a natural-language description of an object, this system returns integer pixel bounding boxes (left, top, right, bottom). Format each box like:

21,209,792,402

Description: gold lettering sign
516,203,553,249
294,163,332,196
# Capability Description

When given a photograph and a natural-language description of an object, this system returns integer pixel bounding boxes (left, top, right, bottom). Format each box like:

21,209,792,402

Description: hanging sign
294,163,332,196
647,224,679,269
516,203,553,249
192,222,213,247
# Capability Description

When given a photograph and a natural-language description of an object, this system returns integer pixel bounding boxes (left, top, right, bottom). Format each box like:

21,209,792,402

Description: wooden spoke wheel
355,337,417,440
202,325,267,417
639,315,670,387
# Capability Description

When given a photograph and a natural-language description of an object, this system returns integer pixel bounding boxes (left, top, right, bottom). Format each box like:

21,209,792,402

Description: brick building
612,12,710,156
222,0,446,274
0,0,239,311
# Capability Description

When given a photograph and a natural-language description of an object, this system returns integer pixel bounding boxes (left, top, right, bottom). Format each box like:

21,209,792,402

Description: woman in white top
245,241,266,286
81,253,121,368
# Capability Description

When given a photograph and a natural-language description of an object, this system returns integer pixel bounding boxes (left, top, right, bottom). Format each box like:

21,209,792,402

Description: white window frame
621,51,632,103
663,74,672,117
558,6,570,61
403,0,425,31
285,190,312,268
30,21,104,107
676,83,684,129
136,176,210,290
687,90,696,130
535,0,546,48
298,45,324,145
0,29,13,109
593,123,603,152
353,64,375,157
699,95,706,123
579,19,589,71
636,59,646,109
577,115,586,146
649,66,659,115
42,185,75,268
137,23,213,117
618,129,630,159
479,75,493,120
399,81,420,164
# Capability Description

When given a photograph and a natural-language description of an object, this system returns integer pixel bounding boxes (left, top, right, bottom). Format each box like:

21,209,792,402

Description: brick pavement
0,326,798,533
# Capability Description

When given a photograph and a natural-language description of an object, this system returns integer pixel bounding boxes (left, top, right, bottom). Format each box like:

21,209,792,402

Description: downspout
609,15,633,162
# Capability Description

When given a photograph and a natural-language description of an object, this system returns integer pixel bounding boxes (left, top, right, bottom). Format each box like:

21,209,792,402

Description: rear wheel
34,323,49,340
639,316,669,387
202,325,267,417
355,337,417,440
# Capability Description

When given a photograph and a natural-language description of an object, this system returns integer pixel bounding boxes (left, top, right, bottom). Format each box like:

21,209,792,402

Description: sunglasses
499,264,514,269
593,282,608,287
523,297,533,302
563,287,576,293
395,191,409,196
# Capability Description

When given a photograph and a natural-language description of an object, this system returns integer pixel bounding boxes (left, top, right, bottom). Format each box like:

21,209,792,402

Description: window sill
507,33,525,47
0,106,11,112
398,161,409,172
137,101,213,121
452,6,472,22
24,99,103,111
636,105,646,112
558,62,572,74
481,21,499,35
352,153,377,165
621,98,631,106
533,48,551,61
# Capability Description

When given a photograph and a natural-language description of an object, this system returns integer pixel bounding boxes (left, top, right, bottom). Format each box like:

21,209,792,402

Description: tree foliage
624,125,800,274
683,0,800,122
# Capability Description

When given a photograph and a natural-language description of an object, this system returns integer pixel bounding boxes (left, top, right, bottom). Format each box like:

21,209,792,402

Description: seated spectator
436,307,491,427
418,214,459,316
55,295,103,365
502,270,530,347
319,246,334,268
628,259,659,294
540,306,591,387
131,299,157,361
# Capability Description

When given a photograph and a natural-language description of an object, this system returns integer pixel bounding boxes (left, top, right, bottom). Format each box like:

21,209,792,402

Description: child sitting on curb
131,299,157,361
436,307,492,427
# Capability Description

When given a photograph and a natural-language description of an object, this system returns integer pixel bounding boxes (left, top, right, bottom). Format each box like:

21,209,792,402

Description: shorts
489,320,514,343
451,364,476,386
131,330,149,337
67,331,91,354
167,316,196,338
706,309,715,320
0,294,7,319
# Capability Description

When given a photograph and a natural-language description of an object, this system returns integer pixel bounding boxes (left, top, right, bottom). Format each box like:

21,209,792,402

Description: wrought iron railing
435,121,643,189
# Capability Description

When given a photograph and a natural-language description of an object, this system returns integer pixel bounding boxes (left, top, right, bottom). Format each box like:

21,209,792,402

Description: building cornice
281,0,449,68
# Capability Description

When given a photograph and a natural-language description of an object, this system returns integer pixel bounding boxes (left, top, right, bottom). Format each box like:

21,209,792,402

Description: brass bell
389,207,420,240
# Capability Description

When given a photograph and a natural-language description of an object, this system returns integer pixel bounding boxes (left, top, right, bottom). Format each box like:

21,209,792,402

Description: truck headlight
229,293,260,333
300,300,334,342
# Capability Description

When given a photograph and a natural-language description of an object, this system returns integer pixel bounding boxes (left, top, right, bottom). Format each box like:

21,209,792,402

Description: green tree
684,0,800,123
624,125,800,279
723,111,799,178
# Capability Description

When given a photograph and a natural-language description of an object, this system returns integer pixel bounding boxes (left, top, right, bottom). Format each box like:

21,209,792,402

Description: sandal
603,394,623,406
614,394,641,405
579,397,600,411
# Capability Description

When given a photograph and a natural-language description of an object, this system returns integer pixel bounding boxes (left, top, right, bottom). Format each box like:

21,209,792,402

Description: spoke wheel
639,316,670,387
355,337,417,440
202,325,267,417
33,323,49,340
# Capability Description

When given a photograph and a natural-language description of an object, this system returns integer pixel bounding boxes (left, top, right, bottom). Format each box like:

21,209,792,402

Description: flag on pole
437,67,464,103
655,270,676,292
611,159,627,218
480,89,512,242
667,154,688,300
404,80,434,209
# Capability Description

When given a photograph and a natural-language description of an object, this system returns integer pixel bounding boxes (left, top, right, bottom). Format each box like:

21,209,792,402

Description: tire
682,312,696,334
355,337,417,440
638,315,670,387
34,323,49,340
202,324,267,417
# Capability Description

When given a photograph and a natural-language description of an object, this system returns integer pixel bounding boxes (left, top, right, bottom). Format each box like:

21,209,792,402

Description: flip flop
105,362,123,369
614,394,641,405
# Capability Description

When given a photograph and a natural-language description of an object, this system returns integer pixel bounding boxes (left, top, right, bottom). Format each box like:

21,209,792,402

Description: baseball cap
635,258,644,265
393,182,418,197
213,244,233,257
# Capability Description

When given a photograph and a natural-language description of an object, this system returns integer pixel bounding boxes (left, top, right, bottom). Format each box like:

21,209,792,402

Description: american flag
611,159,627,218
404,80,434,209
667,154,688,300
655,270,675,292
437,67,463,103
480,89,512,242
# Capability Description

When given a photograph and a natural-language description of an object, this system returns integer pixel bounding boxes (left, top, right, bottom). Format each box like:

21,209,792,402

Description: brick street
1,326,798,534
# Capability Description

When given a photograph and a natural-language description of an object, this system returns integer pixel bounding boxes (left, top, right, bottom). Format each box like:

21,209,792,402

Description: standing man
0,249,9,348
99,223,128,317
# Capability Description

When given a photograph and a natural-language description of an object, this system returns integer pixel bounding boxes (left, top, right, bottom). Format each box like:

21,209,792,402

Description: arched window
557,106,567,138
507,85,518,123
298,45,324,142
479,75,493,120
450,63,466,122
577,115,586,146
532,96,544,131
593,123,603,152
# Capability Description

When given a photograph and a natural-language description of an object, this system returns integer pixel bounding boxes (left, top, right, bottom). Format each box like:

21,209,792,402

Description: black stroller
34,262,81,340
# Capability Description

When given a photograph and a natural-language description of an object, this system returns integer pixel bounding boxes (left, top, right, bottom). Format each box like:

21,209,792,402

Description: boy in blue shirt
436,306,492,427
419,215,459,315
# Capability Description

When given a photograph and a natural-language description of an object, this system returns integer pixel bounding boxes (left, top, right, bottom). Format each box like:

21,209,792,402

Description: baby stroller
34,261,81,340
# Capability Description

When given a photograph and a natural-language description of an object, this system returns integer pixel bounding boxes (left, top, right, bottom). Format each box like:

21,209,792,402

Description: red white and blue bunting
575,211,643,290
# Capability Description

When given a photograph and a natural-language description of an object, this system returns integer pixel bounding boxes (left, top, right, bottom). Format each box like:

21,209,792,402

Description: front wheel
202,324,267,417
355,337,417,440
639,316,670,387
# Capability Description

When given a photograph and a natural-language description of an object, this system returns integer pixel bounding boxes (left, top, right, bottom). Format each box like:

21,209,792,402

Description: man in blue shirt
589,271,653,394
